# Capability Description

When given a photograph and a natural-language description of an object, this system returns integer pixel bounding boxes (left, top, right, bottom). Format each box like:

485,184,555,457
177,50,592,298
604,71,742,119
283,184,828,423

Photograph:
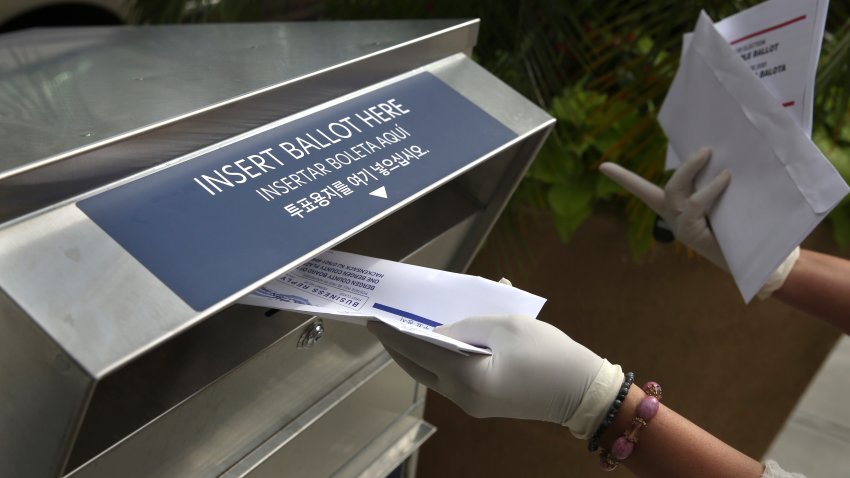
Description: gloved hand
599,148,799,298
599,148,731,269
367,315,623,439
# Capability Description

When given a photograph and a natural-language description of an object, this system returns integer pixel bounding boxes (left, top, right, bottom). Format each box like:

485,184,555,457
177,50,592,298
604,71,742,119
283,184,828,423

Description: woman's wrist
592,382,764,477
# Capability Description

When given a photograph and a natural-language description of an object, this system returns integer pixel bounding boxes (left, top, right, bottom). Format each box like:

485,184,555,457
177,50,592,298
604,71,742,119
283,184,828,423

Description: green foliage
324,0,850,253
814,120,850,247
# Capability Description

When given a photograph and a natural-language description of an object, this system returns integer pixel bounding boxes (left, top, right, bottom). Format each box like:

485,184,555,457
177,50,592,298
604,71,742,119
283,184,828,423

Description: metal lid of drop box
0,19,554,478
0,20,482,220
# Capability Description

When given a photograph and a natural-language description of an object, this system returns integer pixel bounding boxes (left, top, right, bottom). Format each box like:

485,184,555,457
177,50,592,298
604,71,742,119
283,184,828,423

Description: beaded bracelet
599,381,663,471
587,371,635,452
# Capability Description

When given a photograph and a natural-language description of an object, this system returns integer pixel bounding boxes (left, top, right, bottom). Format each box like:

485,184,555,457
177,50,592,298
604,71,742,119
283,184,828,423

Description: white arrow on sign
369,186,388,199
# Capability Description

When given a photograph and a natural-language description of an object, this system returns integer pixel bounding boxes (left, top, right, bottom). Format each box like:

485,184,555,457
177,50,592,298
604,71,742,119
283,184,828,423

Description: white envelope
665,0,829,169
240,250,547,354
658,11,849,302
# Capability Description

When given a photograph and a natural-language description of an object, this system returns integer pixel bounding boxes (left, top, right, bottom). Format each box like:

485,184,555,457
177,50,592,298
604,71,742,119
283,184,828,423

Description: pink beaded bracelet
599,381,663,471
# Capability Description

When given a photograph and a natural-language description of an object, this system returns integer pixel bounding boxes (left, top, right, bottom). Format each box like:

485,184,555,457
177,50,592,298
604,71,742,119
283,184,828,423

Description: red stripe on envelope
730,15,807,45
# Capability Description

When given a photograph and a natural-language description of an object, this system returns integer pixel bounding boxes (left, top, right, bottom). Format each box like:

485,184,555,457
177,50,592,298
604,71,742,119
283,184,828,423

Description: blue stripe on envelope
372,303,441,328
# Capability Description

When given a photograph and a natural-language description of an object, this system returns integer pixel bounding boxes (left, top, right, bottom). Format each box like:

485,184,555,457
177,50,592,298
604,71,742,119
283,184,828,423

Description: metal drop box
0,20,553,477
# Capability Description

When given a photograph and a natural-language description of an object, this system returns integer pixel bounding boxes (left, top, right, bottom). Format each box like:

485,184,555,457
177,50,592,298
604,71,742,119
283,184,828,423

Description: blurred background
2,1,848,476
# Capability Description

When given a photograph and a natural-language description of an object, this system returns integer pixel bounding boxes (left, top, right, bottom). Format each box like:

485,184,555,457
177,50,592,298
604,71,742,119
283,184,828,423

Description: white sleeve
762,460,807,478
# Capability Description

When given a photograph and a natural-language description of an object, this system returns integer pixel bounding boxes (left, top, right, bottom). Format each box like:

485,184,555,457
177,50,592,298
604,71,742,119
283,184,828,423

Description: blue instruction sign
78,72,517,310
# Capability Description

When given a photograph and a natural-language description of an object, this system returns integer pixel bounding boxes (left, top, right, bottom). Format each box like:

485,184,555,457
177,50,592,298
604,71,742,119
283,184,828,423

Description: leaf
552,208,593,243
526,136,572,184
546,183,594,242
595,172,622,200
814,127,850,181
829,200,850,248
626,210,654,260
588,110,640,153
548,82,607,126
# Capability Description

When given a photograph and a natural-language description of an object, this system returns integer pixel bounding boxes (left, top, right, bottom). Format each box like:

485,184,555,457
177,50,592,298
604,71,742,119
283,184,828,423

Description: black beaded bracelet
587,371,635,452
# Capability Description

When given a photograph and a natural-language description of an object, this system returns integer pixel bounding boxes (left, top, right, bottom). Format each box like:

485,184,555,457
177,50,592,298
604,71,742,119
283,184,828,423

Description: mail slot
0,20,553,478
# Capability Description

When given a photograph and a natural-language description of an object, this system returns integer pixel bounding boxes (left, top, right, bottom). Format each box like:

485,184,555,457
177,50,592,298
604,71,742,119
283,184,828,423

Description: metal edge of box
0,288,95,478
0,19,480,225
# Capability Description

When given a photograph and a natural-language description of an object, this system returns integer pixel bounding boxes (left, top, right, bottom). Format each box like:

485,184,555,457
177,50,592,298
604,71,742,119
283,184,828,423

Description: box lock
297,319,325,348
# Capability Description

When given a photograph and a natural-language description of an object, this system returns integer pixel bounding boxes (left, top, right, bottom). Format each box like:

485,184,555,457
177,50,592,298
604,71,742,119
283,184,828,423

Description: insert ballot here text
192,98,430,219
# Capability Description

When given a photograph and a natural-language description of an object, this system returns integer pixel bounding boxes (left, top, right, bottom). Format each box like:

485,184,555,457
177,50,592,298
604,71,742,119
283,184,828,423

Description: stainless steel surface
64,304,311,472
334,416,436,478
0,21,479,223
430,53,553,136
220,353,395,478
298,319,326,348
227,359,422,478
67,315,384,478
0,289,93,478
0,204,194,378
0,20,554,478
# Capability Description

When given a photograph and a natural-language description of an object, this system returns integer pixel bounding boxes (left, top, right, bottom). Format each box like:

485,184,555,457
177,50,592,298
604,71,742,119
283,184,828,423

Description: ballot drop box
0,20,553,477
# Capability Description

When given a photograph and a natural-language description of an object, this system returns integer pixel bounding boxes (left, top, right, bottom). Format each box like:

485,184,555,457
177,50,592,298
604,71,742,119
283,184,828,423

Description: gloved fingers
674,221,729,270
665,148,711,208
599,162,665,214
435,315,529,346
367,321,462,376
382,342,439,390
678,169,731,223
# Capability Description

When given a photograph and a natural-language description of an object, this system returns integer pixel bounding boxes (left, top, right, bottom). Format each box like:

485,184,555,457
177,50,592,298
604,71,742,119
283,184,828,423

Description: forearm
598,385,764,478
773,249,850,334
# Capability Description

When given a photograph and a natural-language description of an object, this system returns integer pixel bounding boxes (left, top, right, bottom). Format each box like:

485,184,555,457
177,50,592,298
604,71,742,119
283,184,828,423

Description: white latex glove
599,148,800,298
599,148,731,269
757,246,800,299
367,315,623,439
